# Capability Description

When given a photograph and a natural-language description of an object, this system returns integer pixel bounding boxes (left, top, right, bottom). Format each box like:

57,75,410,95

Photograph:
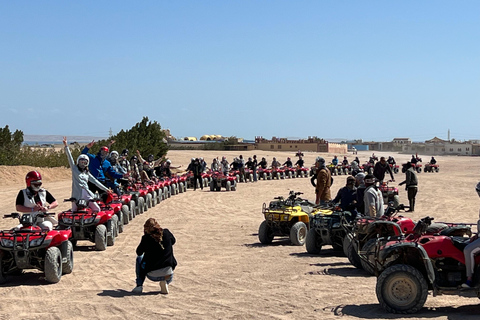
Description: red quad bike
101,193,130,233
58,198,117,251
243,168,254,182
0,212,73,284
229,169,242,183
341,164,351,175
177,174,188,193
129,183,148,214
362,162,374,175
424,163,440,173
344,203,450,275
373,217,475,314
284,166,296,179
295,166,309,178
209,171,237,191
201,171,212,188
257,167,271,180
379,181,400,208
271,167,285,180
389,163,400,174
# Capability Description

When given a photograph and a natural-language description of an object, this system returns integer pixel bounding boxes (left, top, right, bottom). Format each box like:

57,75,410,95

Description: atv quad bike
258,191,322,246
209,172,237,191
373,218,475,314
424,163,440,173
0,212,73,284
305,204,355,254
378,181,400,208
58,198,118,251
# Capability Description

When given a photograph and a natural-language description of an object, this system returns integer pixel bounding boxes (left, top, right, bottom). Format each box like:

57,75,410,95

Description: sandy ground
1,150,480,320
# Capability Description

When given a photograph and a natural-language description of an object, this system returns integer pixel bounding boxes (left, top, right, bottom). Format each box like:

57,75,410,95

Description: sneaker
462,280,473,288
159,281,169,294
132,285,143,293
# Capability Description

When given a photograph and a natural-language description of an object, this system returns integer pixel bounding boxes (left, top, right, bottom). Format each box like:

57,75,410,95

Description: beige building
254,136,347,153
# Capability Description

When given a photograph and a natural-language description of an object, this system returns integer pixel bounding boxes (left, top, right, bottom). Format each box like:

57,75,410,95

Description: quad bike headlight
62,217,73,224
29,238,44,247
84,217,95,224
0,239,14,248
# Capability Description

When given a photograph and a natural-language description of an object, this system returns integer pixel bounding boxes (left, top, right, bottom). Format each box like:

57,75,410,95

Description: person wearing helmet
332,176,357,213
398,161,418,212
283,157,293,168
294,156,304,168
350,160,360,176
364,174,384,217
311,157,332,206
220,157,229,175
331,156,339,166
342,156,349,166
64,137,110,212
211,158,220,172
119,149,131,174
81,140,126,194
158,159,180,178
15,170,59,231
271,157,281,169
461,182,480,288
199,157,207,173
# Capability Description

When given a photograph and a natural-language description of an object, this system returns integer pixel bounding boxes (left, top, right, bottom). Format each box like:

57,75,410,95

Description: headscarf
316,157,326,170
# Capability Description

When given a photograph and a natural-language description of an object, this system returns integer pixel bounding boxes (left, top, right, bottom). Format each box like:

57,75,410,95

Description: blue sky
1,1,479,142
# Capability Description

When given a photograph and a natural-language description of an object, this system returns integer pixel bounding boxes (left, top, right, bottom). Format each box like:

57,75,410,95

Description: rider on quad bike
15,171,59,231
461,181,480,288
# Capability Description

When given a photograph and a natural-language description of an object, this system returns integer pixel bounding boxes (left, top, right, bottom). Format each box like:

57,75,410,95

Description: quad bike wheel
305,229,322,254
163,187,169,200
62,241,74,274
258,220,274,244
346,237,363,269
209,181,215,191
249,174,253,182
342,233,352,257
116,211,124,234
231,181,237,191
393,195,400,209
151,191,157,207
95,224,107,251
107,215,118,246
0,257,6,284
376,264,428,314
360,239,377,276
44,246,62,283
288,172,293,179
138,197,145,214
290,221,307,246
156,189,162,203
179,182,184,193
145,193,152,210
226,181,231,191
129,200,136,220
121,204,130,227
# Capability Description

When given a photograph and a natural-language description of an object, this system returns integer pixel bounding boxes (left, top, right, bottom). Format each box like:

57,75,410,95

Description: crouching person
133,218,177,294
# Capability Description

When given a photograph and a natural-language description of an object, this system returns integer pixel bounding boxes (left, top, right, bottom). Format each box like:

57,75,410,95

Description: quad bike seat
451,236,472,251
440,226,472,237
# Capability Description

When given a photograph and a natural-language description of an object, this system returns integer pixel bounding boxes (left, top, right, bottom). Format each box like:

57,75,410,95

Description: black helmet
122,149,129,156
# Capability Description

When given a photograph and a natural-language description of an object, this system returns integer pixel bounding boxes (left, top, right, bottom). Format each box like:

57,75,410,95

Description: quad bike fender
379,242,435,285
49,231,71,248
367,221,403,238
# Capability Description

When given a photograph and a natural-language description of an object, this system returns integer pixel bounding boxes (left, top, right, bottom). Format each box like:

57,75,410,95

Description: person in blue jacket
82,140,125,196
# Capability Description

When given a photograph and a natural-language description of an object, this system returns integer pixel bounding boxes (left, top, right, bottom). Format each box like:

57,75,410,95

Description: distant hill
24,134,107,145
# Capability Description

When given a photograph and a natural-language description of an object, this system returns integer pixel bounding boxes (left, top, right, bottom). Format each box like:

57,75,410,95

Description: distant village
165,129,480,156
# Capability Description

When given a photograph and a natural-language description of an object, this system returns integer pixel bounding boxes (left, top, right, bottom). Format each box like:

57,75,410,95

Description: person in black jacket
133,218,177,294
373,157,395,184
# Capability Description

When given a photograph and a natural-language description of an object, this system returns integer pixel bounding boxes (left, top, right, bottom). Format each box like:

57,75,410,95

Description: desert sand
1,150,480,320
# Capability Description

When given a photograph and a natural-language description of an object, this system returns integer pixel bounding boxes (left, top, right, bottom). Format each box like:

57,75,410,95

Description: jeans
135,255,173,286
253,169,257,182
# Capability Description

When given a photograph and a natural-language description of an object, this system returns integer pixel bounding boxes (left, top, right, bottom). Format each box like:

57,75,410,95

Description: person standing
252,155,258,182
311,157,332,206
399,162,418,212
192,158,203,190
15,171,59,231
355,172,366,216
364,174,384,218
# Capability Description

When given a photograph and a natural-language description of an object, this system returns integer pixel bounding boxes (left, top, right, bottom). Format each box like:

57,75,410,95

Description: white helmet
110,150,119,159
77,154,89,169
166,159,172,164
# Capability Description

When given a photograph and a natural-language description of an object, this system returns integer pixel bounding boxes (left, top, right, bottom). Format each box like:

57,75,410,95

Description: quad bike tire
107,215,118,246
44,246,62,283
288,172,293,179
62,241,74,274
249,174,253,182
376,264,428,314
129,200,136,220
290,221,307,246
258,220,274,244
262,173,266,180
0,258,6,284
116,211,124,234
156,189,162,203
368,168,374,175
226,181,231,191
145,193,152,210
163,187,169,200
121,204,130,227
138,197,145,214
416,167,421,173
343,233,352,257
305,229,322,254
346,237,363,269
95,224,107,251
231,182,236,191
360,239,377,276
152,191,157,207
210,181,215,191
179,182,184,193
